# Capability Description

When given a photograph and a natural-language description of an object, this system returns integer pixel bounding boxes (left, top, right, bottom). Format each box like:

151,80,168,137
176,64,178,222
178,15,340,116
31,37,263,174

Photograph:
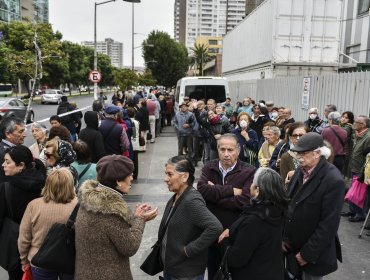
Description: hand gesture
218,229,230,243
240,130,249,141
233,188,242,196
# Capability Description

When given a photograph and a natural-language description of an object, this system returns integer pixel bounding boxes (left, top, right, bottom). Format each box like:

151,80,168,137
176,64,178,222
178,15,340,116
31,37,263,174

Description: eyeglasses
354,121,365,125
291,134,304,138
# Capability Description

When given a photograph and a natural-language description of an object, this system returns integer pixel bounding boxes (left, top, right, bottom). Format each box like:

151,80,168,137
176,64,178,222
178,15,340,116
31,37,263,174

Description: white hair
315,146,331,160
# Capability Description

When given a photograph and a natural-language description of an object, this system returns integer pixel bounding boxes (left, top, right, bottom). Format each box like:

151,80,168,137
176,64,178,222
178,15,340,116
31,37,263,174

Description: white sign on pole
88,70,102,83
302,77,311,109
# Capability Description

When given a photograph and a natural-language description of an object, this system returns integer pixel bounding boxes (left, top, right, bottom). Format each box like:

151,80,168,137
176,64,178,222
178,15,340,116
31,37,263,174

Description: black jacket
79,111,105,163
99,118,124,155
0,168,46,226
135,107,150,132
160,186,222,278
225,202,285,280
283,157,344,276
57,101,79,125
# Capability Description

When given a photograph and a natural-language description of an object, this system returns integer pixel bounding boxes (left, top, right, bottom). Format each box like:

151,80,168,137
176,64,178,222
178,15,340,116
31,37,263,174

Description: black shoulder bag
31,203,80,274
0,183,20,271
213,246,232,280
140,197,179,276
78,163,92,180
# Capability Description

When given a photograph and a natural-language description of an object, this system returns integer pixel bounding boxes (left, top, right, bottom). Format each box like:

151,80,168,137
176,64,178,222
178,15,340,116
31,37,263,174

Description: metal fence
228,71,370,122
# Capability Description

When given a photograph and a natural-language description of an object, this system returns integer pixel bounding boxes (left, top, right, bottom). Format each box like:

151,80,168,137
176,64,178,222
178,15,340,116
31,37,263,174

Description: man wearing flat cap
282,132,344,280
99,105,130,156
173,102,195,157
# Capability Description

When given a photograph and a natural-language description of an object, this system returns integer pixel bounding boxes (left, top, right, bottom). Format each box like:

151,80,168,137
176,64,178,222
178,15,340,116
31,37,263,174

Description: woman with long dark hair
218,168,289,280
0,146,46,280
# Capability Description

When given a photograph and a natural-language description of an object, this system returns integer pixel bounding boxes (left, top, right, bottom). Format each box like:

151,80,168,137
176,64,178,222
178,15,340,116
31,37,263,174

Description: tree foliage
113,68,138,91
190,43,213,76
142,31,188,87
0,21,65,90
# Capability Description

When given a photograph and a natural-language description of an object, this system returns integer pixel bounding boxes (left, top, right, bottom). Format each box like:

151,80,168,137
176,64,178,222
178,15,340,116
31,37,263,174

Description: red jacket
197,159,256,228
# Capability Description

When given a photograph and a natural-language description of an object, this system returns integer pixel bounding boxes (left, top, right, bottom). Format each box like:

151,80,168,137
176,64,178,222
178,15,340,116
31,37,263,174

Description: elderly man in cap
283,132,344,280
173,102,195,157
99,105,130,156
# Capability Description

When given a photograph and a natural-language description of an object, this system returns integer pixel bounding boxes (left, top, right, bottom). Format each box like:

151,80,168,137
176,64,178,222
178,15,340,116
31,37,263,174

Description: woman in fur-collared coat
74,155,157,280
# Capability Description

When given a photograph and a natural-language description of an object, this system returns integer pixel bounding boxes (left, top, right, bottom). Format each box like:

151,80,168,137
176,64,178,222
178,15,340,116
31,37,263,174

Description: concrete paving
1,126,369,280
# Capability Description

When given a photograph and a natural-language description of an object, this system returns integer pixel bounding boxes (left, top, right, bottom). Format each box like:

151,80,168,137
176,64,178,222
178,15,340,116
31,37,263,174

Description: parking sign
88,70,102,83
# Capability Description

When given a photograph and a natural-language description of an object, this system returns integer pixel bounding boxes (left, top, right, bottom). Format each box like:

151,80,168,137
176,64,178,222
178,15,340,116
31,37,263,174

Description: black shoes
348,216,365,222
340,211,355,217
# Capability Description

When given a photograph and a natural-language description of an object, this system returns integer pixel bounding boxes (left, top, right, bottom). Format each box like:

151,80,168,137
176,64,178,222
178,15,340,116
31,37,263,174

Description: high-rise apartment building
174,0,246,51
0,0,21,23
0,0,48,23
81,38,124,69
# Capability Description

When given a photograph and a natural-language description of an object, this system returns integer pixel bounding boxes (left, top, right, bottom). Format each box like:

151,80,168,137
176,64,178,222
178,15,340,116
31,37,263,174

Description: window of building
358,0,370,14
209,39,218,45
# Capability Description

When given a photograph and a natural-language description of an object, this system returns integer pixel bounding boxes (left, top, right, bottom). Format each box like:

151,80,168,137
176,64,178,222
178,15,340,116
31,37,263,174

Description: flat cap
290,132,324,152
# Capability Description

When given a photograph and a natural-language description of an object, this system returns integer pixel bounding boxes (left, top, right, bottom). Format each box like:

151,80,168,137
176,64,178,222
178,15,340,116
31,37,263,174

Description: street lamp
131,1,142,71
94,0,140,100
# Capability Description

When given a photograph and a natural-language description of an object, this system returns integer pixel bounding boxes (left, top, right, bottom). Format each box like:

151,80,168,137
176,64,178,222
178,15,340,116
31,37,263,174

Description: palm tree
190,43,213,76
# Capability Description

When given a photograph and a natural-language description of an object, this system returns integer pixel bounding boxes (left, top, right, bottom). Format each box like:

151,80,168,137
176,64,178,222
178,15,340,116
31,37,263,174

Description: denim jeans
31,266,74,280
163,273,204,280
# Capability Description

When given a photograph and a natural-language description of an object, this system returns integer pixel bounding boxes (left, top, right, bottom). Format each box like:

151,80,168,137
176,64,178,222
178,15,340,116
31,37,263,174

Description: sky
48,0,174,68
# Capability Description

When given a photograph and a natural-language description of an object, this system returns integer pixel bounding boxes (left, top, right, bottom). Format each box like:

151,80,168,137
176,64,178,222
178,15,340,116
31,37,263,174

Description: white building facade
174,0,246,52
81,38,123,68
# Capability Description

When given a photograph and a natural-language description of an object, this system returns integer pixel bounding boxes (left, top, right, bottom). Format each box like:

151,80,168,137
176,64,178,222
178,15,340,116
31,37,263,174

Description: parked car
0,98,35,123
41,89,64,104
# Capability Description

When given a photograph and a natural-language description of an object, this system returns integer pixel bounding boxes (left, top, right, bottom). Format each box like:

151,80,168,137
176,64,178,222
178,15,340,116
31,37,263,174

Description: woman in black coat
0,146,46,280
79,111,106,163
135,99,150,151
218,168,289,280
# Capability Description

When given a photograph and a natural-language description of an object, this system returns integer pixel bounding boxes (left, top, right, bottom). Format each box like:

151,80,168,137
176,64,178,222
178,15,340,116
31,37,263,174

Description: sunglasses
44,153,54,159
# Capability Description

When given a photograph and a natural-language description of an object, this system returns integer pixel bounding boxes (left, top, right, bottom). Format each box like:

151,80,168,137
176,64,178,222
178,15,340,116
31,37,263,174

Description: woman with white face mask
304,108,324,133
232,112,259,165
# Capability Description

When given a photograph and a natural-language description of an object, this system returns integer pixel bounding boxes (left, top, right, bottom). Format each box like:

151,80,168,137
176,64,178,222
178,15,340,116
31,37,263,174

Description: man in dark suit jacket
283,133,344,279
0,117,27,181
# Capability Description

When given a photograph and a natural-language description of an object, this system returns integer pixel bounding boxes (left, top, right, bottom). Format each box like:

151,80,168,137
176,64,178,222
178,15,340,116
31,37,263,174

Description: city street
1,125,369,280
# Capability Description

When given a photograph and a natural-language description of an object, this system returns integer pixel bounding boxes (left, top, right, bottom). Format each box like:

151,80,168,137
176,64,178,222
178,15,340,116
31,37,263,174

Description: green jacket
351,129,370,174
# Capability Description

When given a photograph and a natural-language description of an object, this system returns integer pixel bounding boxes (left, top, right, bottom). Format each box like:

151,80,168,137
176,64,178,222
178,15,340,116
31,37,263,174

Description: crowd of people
0,90,369,280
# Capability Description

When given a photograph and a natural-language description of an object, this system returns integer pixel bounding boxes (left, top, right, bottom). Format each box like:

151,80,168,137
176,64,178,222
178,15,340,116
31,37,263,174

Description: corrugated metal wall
228,71,370,121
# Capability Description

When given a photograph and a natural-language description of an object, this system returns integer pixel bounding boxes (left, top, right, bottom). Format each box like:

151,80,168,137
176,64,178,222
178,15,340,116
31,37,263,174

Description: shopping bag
344,176,368,209
22,265,33,280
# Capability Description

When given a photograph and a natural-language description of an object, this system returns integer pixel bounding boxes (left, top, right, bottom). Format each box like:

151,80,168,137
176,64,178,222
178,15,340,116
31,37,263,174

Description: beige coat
74,180,145,280
18,197,78,266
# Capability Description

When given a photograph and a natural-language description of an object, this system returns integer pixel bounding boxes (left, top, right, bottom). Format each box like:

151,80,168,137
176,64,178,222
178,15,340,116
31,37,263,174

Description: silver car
41,89,64,104
0,98,35,123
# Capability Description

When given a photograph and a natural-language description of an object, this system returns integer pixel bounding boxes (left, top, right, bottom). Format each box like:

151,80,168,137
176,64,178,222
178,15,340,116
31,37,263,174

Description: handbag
0,183,20,271
140,196,180,275
22,265,33,280
213,247,232,280
344,176,367,209
284,252,302,280
242,144,257,165
31,204,80,274
140,241,162,276
139,136,146,146
147,132,152,141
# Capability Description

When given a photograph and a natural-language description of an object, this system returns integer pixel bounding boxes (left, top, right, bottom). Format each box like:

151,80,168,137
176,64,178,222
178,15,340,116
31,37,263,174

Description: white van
175,77,230,109
0,84,13,97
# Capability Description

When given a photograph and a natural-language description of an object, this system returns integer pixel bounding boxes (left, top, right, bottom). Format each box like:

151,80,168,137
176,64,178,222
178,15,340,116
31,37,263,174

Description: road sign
88,70,102,83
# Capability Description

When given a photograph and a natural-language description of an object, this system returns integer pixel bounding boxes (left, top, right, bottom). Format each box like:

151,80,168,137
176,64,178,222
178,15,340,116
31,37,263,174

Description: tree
0,21,65,92
142,31,188,87
113,68,138,90
190,43,213,76
138,69,156,86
